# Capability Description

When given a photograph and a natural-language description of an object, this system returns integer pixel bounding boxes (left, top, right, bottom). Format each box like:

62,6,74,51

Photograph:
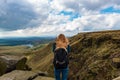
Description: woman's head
57,34,66,43
56,34,69,48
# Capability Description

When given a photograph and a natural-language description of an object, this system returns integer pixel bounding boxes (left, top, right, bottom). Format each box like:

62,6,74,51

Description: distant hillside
27,30,120,80
0,37,54,46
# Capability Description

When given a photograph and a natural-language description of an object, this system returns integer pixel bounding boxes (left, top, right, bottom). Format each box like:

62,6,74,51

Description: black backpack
53,48,69,69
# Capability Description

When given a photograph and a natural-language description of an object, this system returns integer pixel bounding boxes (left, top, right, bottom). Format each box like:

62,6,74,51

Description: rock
0,55,30,76
0,70,37,80
81,37,93,48
0,60,6,76
37,71,48,76
112,58,120,68
95,34,112,46
34,76,54,80
0,70,54,80
113,76,120,80
113,58,120,63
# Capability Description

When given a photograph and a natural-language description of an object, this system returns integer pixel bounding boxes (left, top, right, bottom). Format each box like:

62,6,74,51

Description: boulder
0,55,31,76
0,60,6,76
0,70,37,80
0,70,54,80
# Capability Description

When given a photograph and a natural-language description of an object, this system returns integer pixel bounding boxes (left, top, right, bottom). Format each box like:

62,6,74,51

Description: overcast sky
0,0,120,37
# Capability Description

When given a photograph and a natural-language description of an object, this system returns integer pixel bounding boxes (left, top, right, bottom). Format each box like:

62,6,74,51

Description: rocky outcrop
111,53,120,68
0,55,31,76
0,70,54,80
0,55,53,80
113,76,120,80
65,30,120,80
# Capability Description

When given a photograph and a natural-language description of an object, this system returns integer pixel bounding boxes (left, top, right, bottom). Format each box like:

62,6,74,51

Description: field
0,37,54,56
0,46,31,56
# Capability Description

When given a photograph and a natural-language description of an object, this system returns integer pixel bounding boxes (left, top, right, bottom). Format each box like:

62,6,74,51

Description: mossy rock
0,60,7,76
16,57,27,70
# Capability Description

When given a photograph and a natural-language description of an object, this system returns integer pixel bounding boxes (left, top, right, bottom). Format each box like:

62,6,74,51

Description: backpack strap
55,47,68,53
54,48,68,57
52,42,70,54
52,43,56,52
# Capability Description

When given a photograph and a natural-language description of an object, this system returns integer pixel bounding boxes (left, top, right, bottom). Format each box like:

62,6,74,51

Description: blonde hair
56,34,69,49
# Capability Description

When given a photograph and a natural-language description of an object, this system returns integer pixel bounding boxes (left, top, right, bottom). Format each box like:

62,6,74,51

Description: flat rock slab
113,76,120,80
0,70,36,80
0,70,55,80
0,55,26,66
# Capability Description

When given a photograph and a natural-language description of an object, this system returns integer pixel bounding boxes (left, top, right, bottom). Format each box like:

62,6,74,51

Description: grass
26,43,54,72
0,46,31,56
67,30,120,80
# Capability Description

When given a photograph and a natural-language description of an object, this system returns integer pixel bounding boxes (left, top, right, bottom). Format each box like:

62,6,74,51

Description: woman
52,34,70,80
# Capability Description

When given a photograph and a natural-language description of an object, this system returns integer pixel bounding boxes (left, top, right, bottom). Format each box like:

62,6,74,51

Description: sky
0,0,120,37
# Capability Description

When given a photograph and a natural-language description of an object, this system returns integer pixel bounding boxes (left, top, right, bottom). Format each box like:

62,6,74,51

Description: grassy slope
27,43,54,72
0,46,31,56
68,30,120,80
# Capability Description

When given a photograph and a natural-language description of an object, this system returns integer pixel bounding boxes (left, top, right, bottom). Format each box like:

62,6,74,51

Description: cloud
50,0,120,15
0,0,50,31
0,0,120,37
0,0,37,31
66,13,120,32
1,13,120,37
43,14,70,25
